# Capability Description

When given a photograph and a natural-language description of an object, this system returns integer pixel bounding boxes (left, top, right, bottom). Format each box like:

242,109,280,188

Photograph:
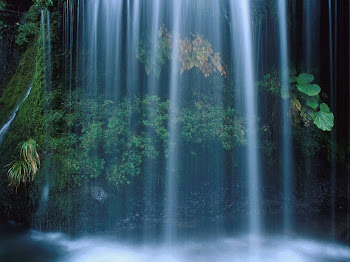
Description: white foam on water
30,231,350,262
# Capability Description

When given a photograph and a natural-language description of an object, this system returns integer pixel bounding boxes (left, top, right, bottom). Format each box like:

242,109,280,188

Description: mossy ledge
0,30,44,224
0,42,37,128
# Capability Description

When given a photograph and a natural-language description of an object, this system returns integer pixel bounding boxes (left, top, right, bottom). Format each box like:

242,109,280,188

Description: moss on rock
0,41,37,127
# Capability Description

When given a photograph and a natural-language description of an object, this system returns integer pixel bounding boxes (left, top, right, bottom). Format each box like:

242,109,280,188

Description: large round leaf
306,97,319,110
313,110,334,131
297,73,314,85
319,103,330,113
297,84,321,96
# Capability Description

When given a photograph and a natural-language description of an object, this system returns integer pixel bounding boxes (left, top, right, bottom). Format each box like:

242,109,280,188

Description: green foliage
180,100,246,149
33,0,53,10
7,160,31,191
296,84,321,97
296,73,314,85
140,96,169,146
15,22,39,47
15,5,41,49
313,103,334,131
43,92,246,190
260,70,334,131
305,96,318,110
295,73,321,97
137,25,227,78
0,42,37,127
0,24,44,197
222,107,246,150
289,72,334,131
20,138,40,173
258,73,281,94
7,139,40,191
0,1,5,12
0,6,65,226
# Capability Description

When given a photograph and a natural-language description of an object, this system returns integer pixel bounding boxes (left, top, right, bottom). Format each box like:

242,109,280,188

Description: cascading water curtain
3,0,350,260
143,0,162,240
58,0,349,247
278,0,293,234
348,0,350,246
163,0,182,243
229,0,260,238
328,0,337,240
38,8,52,229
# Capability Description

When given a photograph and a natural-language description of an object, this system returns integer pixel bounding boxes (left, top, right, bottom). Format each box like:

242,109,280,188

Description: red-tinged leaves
137,25,227,78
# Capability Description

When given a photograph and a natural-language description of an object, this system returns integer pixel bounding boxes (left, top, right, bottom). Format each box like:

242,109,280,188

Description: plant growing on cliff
33,0,53,10
15,5,41,49
290,72,334,131
137,25,227,78
7,139,40,191
259,71,334,131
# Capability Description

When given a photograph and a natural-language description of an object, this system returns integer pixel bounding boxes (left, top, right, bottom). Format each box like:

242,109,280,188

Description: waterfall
302,0,321,226
348,0,350,246
304,0,311,72
126,0,140,99
38,8,52,225
229,0,260,237
278,0,293,234
163,0,182,243
143,0,162,240
52,0,350,250
303,0,320,72
328,0,337,240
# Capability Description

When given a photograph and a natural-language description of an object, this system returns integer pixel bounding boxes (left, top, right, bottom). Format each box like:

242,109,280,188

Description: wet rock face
0,35,20,96
0,38,11,81
90,186,108,203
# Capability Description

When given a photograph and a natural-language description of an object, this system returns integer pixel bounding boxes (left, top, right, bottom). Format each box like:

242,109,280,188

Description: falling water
348,0,350,245
304,0,311,72
41,10,52,92
83,0,99,97
39,9,53,223
229,0,260,237
0,86,32,143
76,0,123,98
27,0,350,257
302,0,320,226
126,0,140,99
328,0,336,239
303,0,320,72
124,1,141,232
164,0,182,243
278,0,292,234
147,0,161,96
143,0,162,240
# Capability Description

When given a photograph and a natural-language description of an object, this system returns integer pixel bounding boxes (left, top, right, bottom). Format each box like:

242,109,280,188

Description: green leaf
297,73,314,85
297,84,321,96
314,109,334,131
319,103,330,113
108,117,117,129
306,97,319,110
